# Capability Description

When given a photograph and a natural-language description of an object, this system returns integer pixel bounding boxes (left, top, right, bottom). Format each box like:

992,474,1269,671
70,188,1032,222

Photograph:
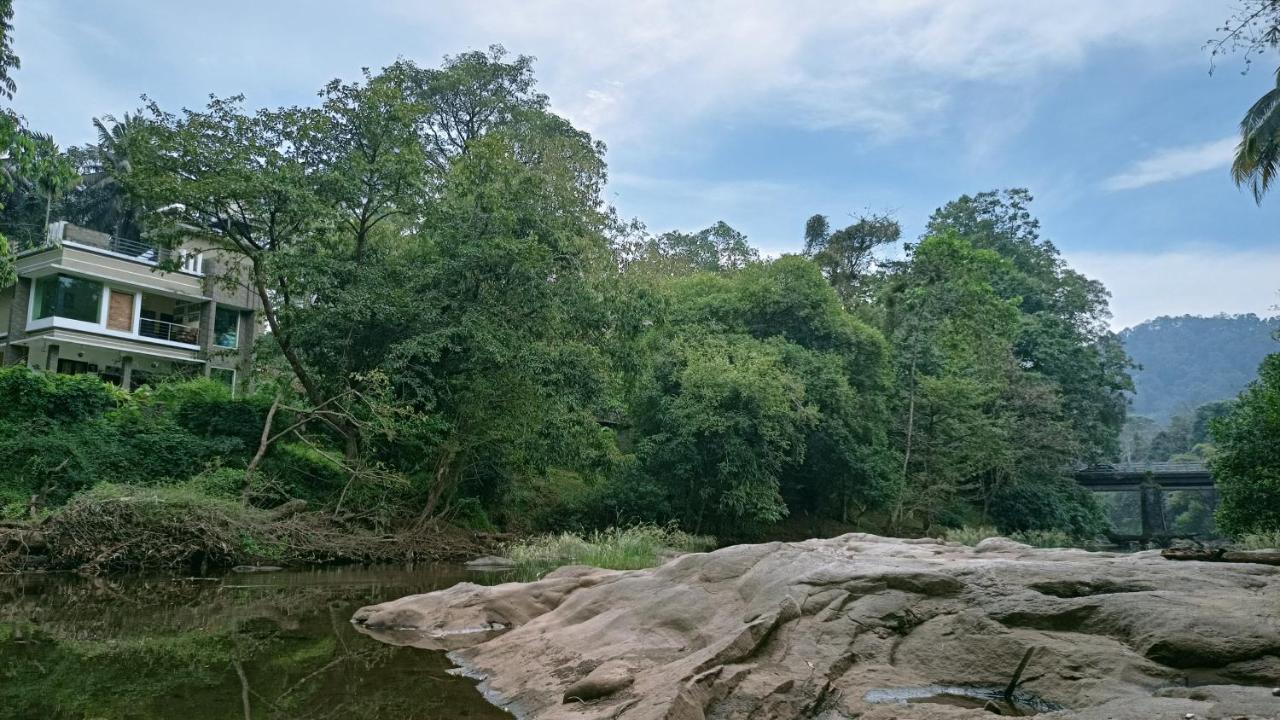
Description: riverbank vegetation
1,29,1277,573
504,524,715,574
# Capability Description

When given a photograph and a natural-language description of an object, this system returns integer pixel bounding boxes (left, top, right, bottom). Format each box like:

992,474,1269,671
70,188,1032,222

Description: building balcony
21,221,204,275
138,316,201,345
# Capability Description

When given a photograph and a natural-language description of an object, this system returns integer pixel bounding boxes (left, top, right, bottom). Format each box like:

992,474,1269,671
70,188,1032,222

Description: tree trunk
243,393,282,505
252,272,324,407
893,353,918,531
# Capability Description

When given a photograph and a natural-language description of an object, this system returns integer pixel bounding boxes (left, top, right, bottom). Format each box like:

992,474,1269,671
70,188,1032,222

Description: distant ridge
1120,314,1279,422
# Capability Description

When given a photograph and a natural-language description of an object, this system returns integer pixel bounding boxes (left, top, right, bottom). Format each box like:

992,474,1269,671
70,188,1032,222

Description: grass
939,525,1081,549
505,524,716,574
1233,531,1280,550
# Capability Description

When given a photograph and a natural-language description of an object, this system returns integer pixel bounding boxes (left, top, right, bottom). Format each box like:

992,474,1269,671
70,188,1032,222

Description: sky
10,0,1279,329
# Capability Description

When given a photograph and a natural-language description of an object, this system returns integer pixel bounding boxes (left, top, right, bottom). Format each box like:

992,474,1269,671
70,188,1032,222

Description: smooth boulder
353,534,1280,719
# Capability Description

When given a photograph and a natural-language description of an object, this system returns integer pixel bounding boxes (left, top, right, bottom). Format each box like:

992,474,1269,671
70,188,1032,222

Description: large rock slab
353,534,1280,719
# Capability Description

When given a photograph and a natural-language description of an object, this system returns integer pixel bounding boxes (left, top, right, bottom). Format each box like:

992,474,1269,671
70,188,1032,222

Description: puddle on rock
864,685,1064,716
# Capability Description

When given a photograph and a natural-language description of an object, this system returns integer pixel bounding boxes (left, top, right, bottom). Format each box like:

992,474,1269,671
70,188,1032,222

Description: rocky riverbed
353,534,1280,719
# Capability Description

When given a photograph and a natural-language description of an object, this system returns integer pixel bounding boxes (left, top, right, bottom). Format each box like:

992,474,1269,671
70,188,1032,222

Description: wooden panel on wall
107,290,134,331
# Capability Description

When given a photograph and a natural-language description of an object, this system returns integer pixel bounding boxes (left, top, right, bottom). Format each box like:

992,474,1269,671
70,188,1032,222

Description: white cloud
1066,248,1280,330
1102,137,1239,191
384,0,1217,144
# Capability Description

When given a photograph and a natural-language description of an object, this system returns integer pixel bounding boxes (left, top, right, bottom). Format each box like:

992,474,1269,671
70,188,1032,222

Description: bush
987,474,1107,538
1234,530,1280,550
0,365,123,423
148,379,271,451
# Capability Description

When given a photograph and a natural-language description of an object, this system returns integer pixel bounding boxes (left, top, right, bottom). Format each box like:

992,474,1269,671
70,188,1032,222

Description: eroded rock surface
352,534,1280,719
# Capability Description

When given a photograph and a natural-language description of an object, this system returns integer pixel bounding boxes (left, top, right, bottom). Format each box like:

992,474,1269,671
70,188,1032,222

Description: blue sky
10,0,1279,328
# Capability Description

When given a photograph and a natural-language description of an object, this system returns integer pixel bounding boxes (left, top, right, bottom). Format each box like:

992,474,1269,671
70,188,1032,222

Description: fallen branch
1004,646,1036,700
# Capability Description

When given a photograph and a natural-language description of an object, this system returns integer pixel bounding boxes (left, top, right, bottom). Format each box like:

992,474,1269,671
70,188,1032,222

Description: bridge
1073,461,1214,491
1073,462,1215,542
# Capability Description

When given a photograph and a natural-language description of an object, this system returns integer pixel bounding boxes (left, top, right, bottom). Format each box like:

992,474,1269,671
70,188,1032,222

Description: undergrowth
940,525,1082,549
505,523,715,574
1233,530,1280,550
25,482,496,574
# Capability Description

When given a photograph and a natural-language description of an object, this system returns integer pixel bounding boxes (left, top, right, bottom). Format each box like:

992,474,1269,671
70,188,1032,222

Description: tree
1232,66,1280,202
61,114,148,239
1208,1,1280,202
1210,353,1280,535
0,0,16,102
926,189,1133,461
0,1,75,286
802,211,900,305
622,220,760,277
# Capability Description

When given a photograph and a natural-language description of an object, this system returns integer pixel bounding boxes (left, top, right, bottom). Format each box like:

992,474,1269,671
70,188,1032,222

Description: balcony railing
35,221,202,274
138,318,200,345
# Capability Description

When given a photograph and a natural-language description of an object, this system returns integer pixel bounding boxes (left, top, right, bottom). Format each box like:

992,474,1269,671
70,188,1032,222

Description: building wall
2,278,31,364
16,245,206,298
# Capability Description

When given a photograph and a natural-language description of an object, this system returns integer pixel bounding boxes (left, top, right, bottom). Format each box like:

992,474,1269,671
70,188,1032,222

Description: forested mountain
1121,314,1279,421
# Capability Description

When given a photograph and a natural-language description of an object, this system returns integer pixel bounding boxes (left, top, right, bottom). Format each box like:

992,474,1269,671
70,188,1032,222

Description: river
0,565,512,719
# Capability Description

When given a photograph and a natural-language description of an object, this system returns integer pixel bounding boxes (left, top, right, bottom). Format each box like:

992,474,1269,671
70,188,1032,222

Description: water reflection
0,565,513,719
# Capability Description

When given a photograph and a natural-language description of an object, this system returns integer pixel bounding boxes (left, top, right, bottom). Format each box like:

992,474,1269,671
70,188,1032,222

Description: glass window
33,274,102,323
214,307,239,348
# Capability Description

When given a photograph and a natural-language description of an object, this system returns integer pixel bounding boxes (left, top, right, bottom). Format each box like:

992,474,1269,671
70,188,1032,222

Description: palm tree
65,113,145,238
1232,66,1280,203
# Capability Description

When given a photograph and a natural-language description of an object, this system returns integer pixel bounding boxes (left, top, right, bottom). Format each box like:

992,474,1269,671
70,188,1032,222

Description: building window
214,307,239,348
34,274,102,323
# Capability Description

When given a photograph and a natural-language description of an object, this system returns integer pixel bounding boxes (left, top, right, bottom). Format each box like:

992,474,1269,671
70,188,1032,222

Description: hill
1121,314,1279,421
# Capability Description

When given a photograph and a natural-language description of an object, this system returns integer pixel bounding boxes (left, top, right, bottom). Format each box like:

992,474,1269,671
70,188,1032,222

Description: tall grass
940,525,1081,549
505,524,715,574
1233,531,1280,550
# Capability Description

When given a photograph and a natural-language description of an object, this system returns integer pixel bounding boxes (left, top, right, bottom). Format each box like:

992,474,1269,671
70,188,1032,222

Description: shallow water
0,564,514,719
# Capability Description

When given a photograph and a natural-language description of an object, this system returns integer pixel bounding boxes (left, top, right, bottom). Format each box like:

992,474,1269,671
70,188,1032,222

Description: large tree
1211,353,1280,535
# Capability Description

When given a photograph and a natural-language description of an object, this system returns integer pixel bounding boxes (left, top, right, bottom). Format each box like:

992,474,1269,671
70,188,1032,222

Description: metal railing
1075,461,1209,475
36,221,202,274
138,317,200,345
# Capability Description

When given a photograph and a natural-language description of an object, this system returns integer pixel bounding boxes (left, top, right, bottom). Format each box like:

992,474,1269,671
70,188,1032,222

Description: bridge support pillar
1139,478,1167,541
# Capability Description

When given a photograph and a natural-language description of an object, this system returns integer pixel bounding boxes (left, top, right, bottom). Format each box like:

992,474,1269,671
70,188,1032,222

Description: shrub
505,523,715,574
0,365,122,423
1233,530,1280,551
940,525,1000,546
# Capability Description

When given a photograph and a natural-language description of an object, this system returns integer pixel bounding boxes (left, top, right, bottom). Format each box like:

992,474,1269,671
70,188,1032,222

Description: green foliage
941,525,1085,548
1211,353,1280,535
624,257,896,535
0,368,261,513
879,192,1132,536
0,364,123,422
504,523,715,573
1233,530,1280,550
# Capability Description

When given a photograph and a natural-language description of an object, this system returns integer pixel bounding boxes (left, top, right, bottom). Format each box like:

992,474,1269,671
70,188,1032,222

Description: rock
231,565,283,573
465,555,517,568
353,533,1280,720
563,660,635,703
973,536,1032,553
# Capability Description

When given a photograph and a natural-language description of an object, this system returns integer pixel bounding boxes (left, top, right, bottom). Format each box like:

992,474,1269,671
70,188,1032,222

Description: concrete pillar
45,343,59,372
1139,477,1167,540
120,356,134,391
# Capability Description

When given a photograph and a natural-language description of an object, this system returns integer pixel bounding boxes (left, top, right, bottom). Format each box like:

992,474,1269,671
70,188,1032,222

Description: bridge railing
1075,461,1208,475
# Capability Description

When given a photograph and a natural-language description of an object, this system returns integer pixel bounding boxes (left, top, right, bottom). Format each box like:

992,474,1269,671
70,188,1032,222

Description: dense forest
1121,314,1279,421
0,5,1277,570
